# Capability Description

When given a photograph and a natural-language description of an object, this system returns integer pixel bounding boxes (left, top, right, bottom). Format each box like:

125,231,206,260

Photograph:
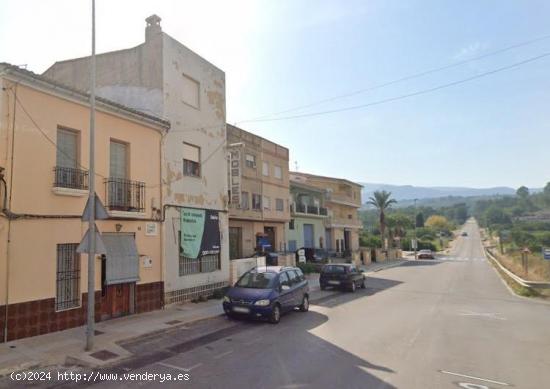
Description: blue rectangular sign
542,248,550,260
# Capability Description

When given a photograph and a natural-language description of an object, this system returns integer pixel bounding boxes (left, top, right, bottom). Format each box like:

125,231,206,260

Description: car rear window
323,265,346,273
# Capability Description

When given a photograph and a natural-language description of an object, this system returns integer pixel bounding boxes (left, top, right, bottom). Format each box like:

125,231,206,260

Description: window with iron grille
276,198,284,212
178,234,221,275
56,243,81,311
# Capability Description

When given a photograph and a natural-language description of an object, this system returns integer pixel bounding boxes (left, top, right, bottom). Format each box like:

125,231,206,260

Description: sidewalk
0,258,407,376
0,299,224,376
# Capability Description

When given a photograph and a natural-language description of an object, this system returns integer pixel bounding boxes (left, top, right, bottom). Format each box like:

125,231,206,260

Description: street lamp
413,199,418,260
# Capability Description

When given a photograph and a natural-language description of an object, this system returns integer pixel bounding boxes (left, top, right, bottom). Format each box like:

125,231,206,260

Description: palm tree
367,191,397,249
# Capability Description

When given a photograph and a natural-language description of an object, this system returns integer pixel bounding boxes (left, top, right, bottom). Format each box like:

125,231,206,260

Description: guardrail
485,248,550,289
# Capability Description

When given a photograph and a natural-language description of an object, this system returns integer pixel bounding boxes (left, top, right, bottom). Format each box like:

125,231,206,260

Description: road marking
440,370,509,386
459,383,489,389
157,361,202,372
213,350,233,359
459,311,506,320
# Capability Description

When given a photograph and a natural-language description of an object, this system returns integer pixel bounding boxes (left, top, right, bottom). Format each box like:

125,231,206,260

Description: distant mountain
360,183,519,205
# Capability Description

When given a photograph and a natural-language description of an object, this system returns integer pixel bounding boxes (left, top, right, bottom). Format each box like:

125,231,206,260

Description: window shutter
57,129,77,168
110,141,127,178
183,143,200,163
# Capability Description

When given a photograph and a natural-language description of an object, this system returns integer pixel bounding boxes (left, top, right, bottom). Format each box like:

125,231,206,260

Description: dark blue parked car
223,266,309,324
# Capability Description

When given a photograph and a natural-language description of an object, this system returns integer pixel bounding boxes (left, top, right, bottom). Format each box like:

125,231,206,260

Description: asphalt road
50,219,550,388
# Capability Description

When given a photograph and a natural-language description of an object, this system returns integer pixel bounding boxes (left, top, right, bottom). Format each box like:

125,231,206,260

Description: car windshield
323,265,346,273
236,271,276,289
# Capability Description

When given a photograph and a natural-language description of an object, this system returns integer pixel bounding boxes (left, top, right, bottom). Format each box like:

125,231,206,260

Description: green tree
484,205,511,226
425,215,451,231
516,186,530,199
416,212,425,228
367,191,397,249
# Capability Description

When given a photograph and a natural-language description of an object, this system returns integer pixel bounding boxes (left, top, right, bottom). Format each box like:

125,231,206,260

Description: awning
102,233,140,285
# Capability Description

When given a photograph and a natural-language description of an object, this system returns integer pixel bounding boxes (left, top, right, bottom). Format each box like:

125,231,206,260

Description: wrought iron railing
179,254,221,276
291,203,328,216
53,166,89,190
105,177,145,212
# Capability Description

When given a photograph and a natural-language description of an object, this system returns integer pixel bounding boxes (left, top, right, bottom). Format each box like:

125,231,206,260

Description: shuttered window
57,128,78,168
102,233,139,285
110,141,128,179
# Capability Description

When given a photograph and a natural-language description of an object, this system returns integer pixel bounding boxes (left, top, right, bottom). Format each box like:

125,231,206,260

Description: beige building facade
0,64,169,342
44,15,230,304
289,172,363,257
226,125,290,259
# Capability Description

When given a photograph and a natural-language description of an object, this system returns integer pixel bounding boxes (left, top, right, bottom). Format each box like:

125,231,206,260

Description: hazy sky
1,0,550,188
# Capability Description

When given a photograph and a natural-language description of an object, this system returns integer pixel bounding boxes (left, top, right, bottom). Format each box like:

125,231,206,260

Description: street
48,220,547,389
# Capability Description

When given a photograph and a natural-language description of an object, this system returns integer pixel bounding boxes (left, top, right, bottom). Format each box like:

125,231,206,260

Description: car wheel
299,295,309,312
360,279,366,289
269,304,281,324
350,281,356,293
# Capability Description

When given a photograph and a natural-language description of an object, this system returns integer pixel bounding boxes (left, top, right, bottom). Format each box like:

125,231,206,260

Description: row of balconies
53,166,145,212
290,203,328,216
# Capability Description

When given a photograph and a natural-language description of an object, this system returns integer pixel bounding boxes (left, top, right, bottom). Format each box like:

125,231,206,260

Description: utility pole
86,0,97,351
413,199,418,260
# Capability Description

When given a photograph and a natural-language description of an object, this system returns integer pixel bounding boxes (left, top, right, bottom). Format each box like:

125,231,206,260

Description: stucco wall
4,84,163,217
6,219,161,304
286,216,326,250
0,81,164,305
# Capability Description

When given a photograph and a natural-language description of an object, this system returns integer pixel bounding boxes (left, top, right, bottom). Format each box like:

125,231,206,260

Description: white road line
440,370,510,386
213,350,233,359
157,361,203,372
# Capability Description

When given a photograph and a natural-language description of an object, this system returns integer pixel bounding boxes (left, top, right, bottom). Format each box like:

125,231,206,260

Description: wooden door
100,283,131,320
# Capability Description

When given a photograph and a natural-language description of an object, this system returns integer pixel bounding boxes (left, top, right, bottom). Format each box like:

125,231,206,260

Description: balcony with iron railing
290,203,328,217
53,166,89,190
105,177,145,212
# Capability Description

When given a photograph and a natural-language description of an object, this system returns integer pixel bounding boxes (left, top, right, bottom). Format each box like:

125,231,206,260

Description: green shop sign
180,208,221,259
180,208,205,259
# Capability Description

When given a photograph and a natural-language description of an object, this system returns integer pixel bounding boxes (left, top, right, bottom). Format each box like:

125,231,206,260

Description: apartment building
43,15,230,303
226,124,290,259
286,179,328,252
0,64,169,342
289,172,363,257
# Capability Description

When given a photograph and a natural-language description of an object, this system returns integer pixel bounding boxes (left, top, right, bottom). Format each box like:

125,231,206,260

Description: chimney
145,14,162,42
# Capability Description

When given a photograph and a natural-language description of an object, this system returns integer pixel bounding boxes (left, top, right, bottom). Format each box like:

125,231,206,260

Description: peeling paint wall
161,33,228,294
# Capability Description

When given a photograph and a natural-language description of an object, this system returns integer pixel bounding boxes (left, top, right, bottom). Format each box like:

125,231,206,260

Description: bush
418,241,437,251
297,262,319,274
360,234,382,248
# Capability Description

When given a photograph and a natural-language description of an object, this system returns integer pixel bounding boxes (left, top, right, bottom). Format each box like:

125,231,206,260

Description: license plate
232,306,250,313
328,280,340,285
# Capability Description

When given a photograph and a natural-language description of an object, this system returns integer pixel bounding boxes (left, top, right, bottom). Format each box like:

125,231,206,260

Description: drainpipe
3,82,17,343
159,131,165,309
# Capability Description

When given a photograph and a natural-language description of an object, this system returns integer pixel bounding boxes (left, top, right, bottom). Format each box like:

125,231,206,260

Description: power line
236,51,550,124
242,33,550,122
